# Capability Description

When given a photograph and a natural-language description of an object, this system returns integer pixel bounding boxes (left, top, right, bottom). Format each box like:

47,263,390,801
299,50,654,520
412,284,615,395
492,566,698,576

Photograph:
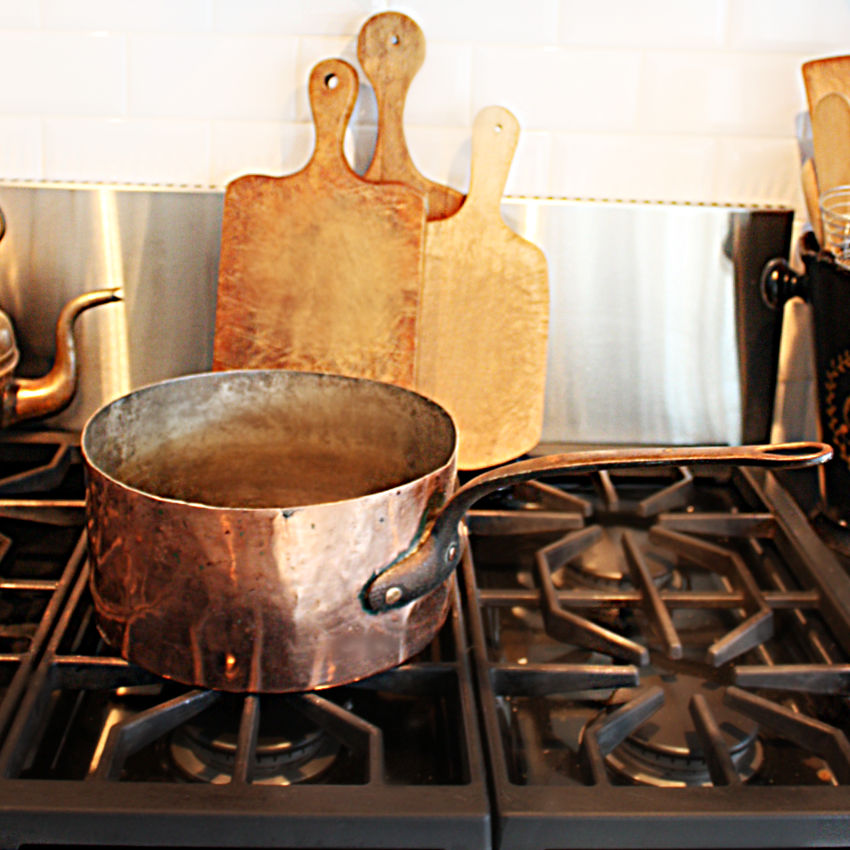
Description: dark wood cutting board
213,58,426,388
357,11,464,221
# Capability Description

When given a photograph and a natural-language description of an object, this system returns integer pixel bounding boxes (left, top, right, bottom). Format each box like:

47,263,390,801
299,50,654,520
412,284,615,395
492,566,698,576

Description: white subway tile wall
43,117,212,185
0,0,849,216
559,0,725,49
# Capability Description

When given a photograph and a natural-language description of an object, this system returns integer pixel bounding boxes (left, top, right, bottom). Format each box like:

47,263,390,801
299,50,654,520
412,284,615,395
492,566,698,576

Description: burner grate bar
595,471,619,511
49,655,162,690
477,587,820,609
581,686,665,784
688,693,742,786
650,527,774,665
636,467,694,517
91,689,220,781
231,694,260,784
536,531,649,665
0,545,91,778
622,531,682,660
466,509,584,535
349,661,460,696
0,440,73,496
708,608,774,667
656,511,777,537
513,480,594,516
25,534,88,664
725,686,850,784
490,664,639,696
294,693,385,785
534,523,603,566
0,499,85,527
0,579,59,592
734,664,850,694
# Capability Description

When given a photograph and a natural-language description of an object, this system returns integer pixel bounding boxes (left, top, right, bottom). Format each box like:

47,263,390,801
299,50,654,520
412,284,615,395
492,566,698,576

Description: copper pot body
82,369,832,694
82,370,456,693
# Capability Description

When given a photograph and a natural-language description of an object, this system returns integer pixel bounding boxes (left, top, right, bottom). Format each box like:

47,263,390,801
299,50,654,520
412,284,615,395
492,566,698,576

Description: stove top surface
465,463,850,848
0,433,848,849
0,432,489,850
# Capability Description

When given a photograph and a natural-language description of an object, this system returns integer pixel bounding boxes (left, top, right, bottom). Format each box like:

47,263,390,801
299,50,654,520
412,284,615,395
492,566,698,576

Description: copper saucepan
81,369,831,693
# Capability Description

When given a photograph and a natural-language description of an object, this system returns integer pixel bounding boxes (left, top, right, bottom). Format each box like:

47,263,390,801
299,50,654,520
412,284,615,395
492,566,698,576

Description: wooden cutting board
357,11,464,221
812,92,850,193
415,106,549,470
800,57,850,244
213,58,425,387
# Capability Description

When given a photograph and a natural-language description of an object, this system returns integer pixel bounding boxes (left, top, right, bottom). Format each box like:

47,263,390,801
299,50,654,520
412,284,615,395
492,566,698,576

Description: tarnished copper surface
83,370,832,692
83,370,456,693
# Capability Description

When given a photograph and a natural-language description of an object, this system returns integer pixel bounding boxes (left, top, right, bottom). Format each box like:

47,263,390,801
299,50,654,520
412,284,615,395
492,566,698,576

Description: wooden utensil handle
308,58,358,172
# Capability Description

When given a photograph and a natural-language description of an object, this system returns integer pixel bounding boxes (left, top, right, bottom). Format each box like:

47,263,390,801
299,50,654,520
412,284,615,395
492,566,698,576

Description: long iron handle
361,441,832,613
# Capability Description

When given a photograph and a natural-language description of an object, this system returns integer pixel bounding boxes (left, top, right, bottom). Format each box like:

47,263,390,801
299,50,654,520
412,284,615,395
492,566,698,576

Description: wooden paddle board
415,106,549,470
803,55,850,116
357,11,464,221
801,56,850,242
213,58,426,388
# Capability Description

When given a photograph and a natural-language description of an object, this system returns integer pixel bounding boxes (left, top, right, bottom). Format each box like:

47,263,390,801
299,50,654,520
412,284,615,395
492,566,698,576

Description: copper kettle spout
0,288,123,427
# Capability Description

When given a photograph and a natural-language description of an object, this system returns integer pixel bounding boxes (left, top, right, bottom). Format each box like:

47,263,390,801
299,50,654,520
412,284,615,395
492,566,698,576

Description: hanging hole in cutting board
324,73,339,89
494,124,503,133
390,33,400,45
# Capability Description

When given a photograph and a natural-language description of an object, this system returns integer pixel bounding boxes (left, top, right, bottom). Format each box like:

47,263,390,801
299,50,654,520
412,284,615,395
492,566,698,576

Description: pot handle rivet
384,586,403,606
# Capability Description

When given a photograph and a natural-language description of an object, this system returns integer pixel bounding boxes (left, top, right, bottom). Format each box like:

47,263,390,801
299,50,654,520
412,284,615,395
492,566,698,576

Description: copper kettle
0,202,122,427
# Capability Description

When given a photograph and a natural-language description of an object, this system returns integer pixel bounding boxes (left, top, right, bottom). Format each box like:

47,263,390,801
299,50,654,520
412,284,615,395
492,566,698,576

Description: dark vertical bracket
731,208,795,444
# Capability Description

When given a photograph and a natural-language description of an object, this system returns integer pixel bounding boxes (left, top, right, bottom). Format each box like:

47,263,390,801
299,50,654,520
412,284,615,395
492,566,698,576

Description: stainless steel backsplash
0,183,223,430
0,183,793,442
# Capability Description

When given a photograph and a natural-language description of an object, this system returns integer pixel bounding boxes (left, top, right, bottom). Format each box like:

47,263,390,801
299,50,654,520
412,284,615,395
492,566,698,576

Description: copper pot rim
80,368,459,513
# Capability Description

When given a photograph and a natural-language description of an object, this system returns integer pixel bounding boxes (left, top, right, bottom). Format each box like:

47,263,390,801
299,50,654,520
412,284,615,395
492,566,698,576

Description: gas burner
551,525,680,591
169,698,340,785
604,673,763,787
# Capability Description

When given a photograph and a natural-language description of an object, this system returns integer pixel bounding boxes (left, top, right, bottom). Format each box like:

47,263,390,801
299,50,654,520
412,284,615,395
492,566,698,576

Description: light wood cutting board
415,106,549,470
213,58,425,388
357,11,464,221
803,55,850,115
812,92,850,193
801,56,850,243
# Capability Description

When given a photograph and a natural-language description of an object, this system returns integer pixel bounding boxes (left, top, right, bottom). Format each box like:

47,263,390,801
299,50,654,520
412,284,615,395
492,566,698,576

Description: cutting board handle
307,58,358,173
464,106,520,222
358,12,424,182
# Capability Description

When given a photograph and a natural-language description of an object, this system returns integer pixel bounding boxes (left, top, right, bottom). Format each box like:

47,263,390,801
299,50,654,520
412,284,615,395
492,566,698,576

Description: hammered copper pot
81,369,831,693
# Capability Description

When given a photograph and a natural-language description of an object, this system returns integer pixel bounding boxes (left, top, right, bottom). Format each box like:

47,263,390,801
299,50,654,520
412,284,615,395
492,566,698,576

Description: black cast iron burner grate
0,431,86,761
463,464,850,849
0,432,490,850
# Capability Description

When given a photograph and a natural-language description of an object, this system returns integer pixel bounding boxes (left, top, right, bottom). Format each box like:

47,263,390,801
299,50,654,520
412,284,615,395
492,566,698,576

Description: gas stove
465,462,850,848
0,431,489,850
0,434,849,848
